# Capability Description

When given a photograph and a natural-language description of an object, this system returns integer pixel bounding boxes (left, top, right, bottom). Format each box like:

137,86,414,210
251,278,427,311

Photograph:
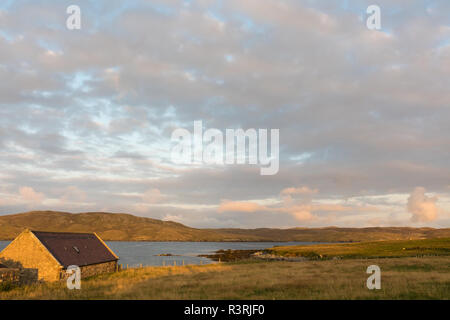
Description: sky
0,0,449,228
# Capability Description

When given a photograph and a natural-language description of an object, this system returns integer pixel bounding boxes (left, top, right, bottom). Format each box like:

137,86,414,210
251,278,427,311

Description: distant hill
0,211,449,242
0,211,231,241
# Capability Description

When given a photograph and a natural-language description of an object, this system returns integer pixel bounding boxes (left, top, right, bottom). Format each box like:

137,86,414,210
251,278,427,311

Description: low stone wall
0,267,38,286
0,268,20,285
19,268,39,284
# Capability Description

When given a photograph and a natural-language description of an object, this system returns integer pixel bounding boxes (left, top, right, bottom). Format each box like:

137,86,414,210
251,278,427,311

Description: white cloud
407,187,439,222
0,1,449,228
141,188,164,204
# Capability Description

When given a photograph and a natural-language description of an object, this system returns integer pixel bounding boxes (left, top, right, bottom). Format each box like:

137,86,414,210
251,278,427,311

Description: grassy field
1,256,449,299
1,238,449,300
267,238,450,259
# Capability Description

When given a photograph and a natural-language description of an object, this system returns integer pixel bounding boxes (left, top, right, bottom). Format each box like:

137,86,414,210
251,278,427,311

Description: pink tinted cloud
217,200,267,213
19,186,45,204
280,186,318,196
407,187,439,222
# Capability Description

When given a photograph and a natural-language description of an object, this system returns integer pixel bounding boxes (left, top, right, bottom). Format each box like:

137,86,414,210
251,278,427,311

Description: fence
118,258,218,270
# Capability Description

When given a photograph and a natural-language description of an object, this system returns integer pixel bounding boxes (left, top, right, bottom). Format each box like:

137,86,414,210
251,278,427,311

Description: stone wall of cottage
0,230,62,282
80,261,117,279
60,260,118,280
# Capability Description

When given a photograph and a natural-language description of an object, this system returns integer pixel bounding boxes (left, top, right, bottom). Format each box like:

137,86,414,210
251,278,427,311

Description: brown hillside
0,211,449,242
0,211,234,241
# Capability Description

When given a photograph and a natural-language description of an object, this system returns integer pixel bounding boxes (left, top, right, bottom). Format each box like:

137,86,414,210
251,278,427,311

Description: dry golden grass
1,256,449,300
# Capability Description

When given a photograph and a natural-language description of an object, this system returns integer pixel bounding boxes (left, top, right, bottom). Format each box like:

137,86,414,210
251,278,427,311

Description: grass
0,256,449,300
1,238,449,300
267,238,450,259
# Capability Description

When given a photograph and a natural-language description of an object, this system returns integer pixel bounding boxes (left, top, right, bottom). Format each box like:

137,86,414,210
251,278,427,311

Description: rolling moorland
1,210,450,242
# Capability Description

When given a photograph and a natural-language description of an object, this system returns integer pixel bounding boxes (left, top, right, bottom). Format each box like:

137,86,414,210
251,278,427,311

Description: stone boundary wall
19,268,39,284
0,268,20,285
0,267,38,286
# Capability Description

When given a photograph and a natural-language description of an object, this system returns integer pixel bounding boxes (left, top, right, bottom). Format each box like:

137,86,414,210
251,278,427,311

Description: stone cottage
0,229,119,282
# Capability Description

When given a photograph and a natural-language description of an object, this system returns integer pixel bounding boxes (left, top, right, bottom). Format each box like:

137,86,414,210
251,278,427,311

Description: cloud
217,200,351,222
407,187,439,222
60,186,87,203
281,186,318,196
217,186,368,222
285,206,315,221
217,200,267,213
19,186,45,204
0,1,449,228
162,214,184,223
141,188,164,204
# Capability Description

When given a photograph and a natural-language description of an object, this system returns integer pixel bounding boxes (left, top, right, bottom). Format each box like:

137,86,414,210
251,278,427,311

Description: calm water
0,241,318,267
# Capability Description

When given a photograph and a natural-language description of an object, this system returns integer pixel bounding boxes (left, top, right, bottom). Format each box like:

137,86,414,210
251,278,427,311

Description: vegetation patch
267,238,450,260
0,282,17,292
1,256,449,300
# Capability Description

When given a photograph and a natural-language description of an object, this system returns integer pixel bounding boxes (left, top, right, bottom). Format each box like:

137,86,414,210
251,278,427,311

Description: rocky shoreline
251,251,309,261
199,249,309,262
199,249,260,262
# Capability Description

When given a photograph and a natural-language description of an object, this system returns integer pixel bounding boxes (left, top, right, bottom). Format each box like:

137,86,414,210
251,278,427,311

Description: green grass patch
268,238,450,259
